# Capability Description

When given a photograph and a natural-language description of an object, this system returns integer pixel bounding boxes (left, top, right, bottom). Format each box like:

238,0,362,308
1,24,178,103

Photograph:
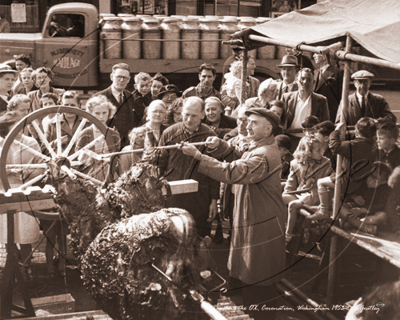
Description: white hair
258,78,279,96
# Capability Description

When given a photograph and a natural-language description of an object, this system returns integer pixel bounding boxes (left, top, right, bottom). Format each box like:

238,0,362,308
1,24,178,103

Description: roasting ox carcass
45,144,215,320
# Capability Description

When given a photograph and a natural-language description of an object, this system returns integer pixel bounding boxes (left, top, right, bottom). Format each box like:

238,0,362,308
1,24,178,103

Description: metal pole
327,34,353,308
241,50,248,105
247,34,400,71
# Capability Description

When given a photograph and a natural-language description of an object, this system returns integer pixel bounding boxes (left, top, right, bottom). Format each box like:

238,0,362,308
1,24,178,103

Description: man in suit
313,53,343,122
0,64,17,116
282,68,330,150
276,55,299,100
94,63,135,149
335,70,396,125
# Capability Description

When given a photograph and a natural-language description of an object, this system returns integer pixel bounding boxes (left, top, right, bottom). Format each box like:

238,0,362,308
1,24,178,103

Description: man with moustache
335,70,396,125
158,96,219,238
180,108,285,320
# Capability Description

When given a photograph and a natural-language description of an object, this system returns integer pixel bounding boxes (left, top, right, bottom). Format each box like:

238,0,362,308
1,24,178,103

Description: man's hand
206,136,220,150
388,166,400,188
179,142,202,159
208,199,218,222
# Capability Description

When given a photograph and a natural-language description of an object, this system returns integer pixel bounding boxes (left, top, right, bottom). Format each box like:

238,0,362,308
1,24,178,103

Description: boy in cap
275,134,293,180
335,70,396,125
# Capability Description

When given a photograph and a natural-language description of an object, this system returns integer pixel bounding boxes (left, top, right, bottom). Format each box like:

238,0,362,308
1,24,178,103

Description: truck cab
0,3,100,88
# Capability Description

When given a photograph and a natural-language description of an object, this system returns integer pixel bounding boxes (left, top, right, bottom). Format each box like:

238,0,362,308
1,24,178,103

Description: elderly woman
245,78,279,110
75,95,120,181
203,97,237,139
165,97,183,127
142,100,168,143
28,67,64,112
0,111,43,282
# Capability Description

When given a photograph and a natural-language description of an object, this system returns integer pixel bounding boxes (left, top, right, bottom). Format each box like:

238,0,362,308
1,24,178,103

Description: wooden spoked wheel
0,106,114,194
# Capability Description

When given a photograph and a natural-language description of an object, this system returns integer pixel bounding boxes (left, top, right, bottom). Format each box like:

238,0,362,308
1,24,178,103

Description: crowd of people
1,51,400,320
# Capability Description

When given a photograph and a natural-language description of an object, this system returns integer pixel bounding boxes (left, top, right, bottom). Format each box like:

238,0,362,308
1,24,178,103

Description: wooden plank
330,225,400,269
167,179,198,195
15,310,112,320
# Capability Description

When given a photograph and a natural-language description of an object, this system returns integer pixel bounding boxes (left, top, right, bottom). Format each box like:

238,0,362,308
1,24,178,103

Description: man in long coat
180,108,285,320
158,96,219,238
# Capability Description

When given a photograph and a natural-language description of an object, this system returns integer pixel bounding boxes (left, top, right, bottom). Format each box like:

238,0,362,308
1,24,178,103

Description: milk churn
102,17,123,59
237,17,257,59
161,17,181,59
142,17,161,59
255,17,275,59
121,16,142,59
199,16,220,60
219,16,239,60
181,16,200,59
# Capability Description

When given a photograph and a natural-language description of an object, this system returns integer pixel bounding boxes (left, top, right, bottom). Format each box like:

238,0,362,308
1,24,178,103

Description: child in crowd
374,122,400,234
40,92,59,133
221,60,246,113
283,135,331,242
132,72,152,126
275,134,293,181
16,67,37,95
339,161,392,235
268,100,286,135
119,127,147,174
307,117,377,220
301,115,320,135
44,91,82,155
75,95,120,182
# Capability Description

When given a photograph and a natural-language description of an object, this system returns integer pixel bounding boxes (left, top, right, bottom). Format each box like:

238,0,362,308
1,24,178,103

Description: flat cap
0,64,18,75
245,108,280,130
351,70,374,80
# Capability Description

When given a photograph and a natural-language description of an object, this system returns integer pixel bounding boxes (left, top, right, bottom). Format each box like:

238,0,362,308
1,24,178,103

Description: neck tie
361,95,366,114
119,93,123,104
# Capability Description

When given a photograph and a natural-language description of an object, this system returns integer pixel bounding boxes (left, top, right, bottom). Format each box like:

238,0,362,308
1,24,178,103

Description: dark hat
0,64,18,75
157,84,182,99
275,134,292,151
351,70,374,80
277,55,299,68
245,108,280,130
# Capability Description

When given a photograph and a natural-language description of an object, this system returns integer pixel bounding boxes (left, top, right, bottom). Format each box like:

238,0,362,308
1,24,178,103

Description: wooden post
240,49,248,105
327,34,353,307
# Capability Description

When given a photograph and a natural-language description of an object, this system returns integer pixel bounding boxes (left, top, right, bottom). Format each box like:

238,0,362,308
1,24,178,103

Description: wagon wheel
0,106,115,193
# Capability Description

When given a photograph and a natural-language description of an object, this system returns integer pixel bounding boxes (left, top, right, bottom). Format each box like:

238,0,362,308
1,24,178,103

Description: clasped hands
179,136,220,159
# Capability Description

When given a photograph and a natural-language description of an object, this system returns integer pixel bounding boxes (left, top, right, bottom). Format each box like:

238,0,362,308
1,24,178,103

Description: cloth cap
351,70,374,80
275,134,292,151
157,84,182,99
0,64,18,75
245,108,280,130
277,55,299,68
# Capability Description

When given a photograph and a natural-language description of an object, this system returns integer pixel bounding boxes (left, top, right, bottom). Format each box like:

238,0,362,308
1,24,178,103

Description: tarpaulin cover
249,0,400,63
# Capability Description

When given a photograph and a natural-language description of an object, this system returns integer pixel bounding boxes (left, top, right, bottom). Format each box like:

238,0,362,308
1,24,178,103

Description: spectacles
115,75,130,81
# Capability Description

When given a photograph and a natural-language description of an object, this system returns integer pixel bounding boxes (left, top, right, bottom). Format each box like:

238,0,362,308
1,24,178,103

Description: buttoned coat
335,92,396,125
94,86,135,148
198,135,286,286
282,91,330,128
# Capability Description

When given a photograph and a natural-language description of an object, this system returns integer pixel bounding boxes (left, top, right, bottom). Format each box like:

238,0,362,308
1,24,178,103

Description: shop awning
246,0,400,63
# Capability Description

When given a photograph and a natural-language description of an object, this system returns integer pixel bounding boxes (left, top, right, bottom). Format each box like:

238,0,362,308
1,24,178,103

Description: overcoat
198,135,286,286
158,123,220,238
